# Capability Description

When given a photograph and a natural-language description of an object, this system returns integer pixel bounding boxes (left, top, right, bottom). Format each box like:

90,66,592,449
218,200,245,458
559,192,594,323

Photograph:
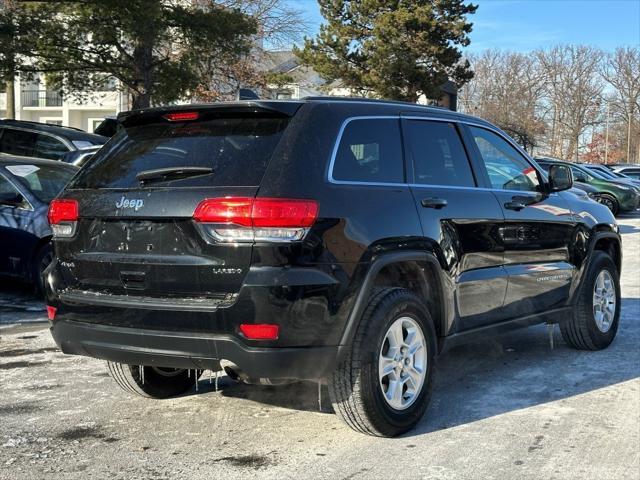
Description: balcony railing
21,90,63,107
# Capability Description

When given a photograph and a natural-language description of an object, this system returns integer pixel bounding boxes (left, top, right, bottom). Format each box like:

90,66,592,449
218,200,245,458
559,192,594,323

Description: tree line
1,0,477,112
459,46,640,163
1,1,637,164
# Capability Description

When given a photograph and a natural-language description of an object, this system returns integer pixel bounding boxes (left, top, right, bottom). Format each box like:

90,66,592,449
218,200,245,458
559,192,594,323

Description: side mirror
0,192,27,208
548,164,573,192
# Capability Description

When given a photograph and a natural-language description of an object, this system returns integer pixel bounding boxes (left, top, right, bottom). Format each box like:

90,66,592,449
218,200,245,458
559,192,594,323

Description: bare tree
459,50,546,152
192,0,309,101
536,45,604,160
601,47,640,163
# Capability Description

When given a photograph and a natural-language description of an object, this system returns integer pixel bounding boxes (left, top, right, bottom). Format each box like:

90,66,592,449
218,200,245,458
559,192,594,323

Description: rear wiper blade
136,167,214,185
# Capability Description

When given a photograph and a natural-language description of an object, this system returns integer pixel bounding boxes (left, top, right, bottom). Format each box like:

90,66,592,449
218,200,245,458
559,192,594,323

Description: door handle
421,197,448,209
504,201,526,211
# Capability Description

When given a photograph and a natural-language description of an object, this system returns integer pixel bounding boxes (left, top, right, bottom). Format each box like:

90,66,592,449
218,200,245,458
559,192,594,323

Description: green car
536,158,640,215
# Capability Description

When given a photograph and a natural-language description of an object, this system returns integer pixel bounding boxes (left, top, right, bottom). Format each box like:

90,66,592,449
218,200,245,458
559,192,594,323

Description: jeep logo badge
116,196,144,211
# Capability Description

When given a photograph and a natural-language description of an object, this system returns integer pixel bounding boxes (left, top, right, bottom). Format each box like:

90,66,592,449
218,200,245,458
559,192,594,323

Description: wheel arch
338,251,448,356
591,232,621,274
569,230,622,305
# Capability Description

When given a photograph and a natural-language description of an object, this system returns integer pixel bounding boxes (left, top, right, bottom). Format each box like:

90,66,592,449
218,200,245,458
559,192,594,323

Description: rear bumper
50,319,339,380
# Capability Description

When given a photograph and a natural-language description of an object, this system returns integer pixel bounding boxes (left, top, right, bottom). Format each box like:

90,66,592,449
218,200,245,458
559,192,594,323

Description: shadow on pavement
0,278,46,326
216,298,639,433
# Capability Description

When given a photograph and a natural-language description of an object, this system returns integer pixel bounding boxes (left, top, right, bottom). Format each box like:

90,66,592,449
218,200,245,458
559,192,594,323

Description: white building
0,74,123,132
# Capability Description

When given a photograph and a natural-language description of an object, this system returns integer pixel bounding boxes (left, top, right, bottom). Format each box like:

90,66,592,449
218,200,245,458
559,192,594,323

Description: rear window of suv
69,114,290,189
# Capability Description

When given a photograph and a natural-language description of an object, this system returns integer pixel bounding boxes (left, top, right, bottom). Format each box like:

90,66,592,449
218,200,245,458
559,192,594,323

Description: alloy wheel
378,316,427,410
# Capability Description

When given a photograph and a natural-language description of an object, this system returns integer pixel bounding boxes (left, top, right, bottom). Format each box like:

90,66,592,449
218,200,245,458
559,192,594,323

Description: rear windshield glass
69,114,290,189
5,164,77,203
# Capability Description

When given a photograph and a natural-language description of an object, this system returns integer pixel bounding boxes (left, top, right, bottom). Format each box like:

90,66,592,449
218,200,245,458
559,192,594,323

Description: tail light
48,199,79,238
46,306,57,321
193,197,319,243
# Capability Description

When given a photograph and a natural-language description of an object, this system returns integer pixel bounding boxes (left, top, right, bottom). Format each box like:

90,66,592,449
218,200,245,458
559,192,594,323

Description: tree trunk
132,38,154,110
5,77,15,119
131,92,151,110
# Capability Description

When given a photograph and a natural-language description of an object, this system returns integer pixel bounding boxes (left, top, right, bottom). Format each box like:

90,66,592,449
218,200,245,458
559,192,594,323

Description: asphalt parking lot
1,214,639,480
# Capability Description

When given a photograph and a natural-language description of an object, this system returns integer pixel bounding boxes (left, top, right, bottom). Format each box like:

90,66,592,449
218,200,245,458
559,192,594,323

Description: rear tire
560,251,620,350
328,288,436,437
107,362,198,399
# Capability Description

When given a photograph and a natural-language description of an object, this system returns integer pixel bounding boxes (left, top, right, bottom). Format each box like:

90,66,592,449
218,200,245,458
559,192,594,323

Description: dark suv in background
0,120,106,161
46,99,622,436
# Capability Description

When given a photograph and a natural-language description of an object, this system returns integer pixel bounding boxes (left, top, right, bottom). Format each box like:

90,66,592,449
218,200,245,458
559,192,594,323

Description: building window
90,118,104,133
276,90,293,100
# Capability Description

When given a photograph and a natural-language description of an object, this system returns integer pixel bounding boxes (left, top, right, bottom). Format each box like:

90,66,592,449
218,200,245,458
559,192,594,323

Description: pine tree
296,0,477,102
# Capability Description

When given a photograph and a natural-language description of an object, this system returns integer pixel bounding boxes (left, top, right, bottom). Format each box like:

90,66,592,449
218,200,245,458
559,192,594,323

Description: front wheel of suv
560,251,620,350
328,288,436,437
107,362,199,399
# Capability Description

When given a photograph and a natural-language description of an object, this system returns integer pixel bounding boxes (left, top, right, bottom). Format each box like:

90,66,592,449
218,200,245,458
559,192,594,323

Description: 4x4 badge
115,196,144,211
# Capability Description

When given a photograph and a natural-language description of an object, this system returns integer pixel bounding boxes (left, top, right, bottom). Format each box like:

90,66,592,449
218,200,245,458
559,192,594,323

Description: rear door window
404,120,475,187
5,164,76,203
34,134,70,160
70,114,290,189
0,128,38,157
331,118,403,183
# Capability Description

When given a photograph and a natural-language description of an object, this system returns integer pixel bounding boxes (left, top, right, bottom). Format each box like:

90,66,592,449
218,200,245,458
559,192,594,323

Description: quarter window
332,119,403,183
404,120,475,187
0,175,24,208
470,126,541,192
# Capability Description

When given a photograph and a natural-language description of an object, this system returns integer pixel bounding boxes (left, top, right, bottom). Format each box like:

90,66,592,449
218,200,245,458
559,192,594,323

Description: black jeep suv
45,98,622,437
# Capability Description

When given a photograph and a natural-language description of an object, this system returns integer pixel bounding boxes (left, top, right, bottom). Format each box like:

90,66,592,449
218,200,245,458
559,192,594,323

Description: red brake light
193,197,253,226
240,323,279,340
252,198,319,228
193,197,319,228
48,199,79,225
163,111,199,122
47,306,57,321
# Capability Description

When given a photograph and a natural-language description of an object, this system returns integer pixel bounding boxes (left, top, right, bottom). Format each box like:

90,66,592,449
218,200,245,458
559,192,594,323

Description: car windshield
588,167,617,179
583,167,608,180
4,163,76,203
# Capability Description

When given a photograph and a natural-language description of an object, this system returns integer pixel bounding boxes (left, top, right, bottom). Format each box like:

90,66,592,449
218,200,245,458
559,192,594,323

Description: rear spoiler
117,101,303,128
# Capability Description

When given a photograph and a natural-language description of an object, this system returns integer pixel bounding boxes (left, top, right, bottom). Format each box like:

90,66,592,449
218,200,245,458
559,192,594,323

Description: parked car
581,163,640,188
61,145,102,167
46,99,621,437
0,120,107,161
611,165,640,181
536,158,640,215
567,180,602,202
0,155,78,293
